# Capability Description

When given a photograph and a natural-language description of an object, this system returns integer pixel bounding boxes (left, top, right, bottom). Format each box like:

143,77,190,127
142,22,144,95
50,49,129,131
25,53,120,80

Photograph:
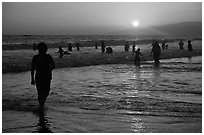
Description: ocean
3,35,201,46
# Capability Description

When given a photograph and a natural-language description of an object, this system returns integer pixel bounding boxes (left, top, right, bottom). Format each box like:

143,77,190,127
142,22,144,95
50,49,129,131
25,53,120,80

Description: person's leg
134,56,137,64
138,57,141,64
156,55,160,63
36,79,51,108
154,54,160,64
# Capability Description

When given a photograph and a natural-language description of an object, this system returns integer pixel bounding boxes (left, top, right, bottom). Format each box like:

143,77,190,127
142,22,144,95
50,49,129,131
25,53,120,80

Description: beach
2,55,202,132
2,2,202,133
2,40,202,73
2,38,202,133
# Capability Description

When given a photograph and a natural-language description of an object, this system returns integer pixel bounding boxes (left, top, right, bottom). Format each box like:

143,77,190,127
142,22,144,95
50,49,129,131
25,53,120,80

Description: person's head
155,41,158,44
137,48,140,51
37,42,48,54
188,40,191,43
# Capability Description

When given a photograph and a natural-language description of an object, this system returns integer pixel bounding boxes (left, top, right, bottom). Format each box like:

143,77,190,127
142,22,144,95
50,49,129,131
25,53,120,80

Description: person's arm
140,52,143,56
150,48,153,55
31,56,36,85
49,55,55,71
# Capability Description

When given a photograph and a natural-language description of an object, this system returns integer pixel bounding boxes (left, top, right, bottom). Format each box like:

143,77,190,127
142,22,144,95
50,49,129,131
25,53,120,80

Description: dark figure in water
106,47,113,54
165,44,168,50
188,40,193,52
151,41,161,64
134,48,143,65
95,42,98,49
101,41,106,53
125,41,129,52
68,43,72,51
33,43,37,51
132,41,136,54
76,43,80,51
31,42,55,109
162,40,165,50
179,40,184,50
56,46,64,58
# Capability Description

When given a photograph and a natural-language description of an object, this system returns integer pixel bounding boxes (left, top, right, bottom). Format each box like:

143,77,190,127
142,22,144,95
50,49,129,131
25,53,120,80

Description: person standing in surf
151,41,161,64
132,41,136,54
134,48,143,65
188,40,193,52
101,40,106,53
31,42,55,109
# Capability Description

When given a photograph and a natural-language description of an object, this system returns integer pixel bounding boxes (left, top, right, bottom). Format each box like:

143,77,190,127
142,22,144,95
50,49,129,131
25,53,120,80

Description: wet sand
2,40,202,73
2,56,202,133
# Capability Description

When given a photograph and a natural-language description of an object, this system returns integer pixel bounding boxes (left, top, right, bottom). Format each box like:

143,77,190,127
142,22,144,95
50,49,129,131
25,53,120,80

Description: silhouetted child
132,41,136,54
134,48,143,65
162,40,165,50
101,41,106,53
125,41,129,52
165,44,168,49
179,40,184,50
33,43,37,51
106,47,113,54
31,42,55,109
68,43,72,51
76,43,80,51
95,42,98,49
56,46,64,58
188,40,193,52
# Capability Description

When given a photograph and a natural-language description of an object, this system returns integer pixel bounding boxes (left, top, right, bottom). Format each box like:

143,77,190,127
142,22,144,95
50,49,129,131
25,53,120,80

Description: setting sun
132,20,139,27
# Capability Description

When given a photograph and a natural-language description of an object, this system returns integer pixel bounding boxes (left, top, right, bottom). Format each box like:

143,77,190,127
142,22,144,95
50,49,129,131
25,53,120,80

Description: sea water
3,35,201,45
2,56,202,133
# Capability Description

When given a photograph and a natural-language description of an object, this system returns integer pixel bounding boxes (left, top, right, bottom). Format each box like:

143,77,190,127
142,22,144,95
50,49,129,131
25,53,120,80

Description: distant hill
152,22,202,35
109,22,202,36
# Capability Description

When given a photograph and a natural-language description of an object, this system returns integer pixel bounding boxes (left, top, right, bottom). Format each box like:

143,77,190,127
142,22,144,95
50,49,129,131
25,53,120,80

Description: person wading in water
31,42,55,109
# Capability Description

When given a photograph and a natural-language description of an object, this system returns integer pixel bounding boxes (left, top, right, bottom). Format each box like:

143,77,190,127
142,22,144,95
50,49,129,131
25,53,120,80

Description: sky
2,2,202,35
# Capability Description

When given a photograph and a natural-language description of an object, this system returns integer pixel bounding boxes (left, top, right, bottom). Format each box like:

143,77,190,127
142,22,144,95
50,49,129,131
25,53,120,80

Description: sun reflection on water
131,116,144,132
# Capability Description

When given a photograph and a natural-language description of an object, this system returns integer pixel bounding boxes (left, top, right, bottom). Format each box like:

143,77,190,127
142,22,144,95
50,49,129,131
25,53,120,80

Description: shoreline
2,38,201,50
2,40,202,74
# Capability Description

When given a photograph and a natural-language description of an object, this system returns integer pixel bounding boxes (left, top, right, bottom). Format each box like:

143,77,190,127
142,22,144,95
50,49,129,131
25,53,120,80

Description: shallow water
2,56,202,133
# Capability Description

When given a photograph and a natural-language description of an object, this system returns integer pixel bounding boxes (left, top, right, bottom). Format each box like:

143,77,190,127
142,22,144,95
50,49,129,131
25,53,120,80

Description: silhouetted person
68,43,72,51
56,46,64,58
134,48,143,65
76,43,80,51
101,41,106,53
162,40,165,50
151,41,161,64
188,40,193,52
106,47,113,54
165,44,168,49
125,41,129,52
95,42,98,49
33,43,37,51
132,41,136,54
179,40,184,50
31,42,55,109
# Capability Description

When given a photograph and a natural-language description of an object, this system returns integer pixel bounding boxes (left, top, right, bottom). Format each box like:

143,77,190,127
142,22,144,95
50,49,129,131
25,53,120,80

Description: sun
132,20,139,27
